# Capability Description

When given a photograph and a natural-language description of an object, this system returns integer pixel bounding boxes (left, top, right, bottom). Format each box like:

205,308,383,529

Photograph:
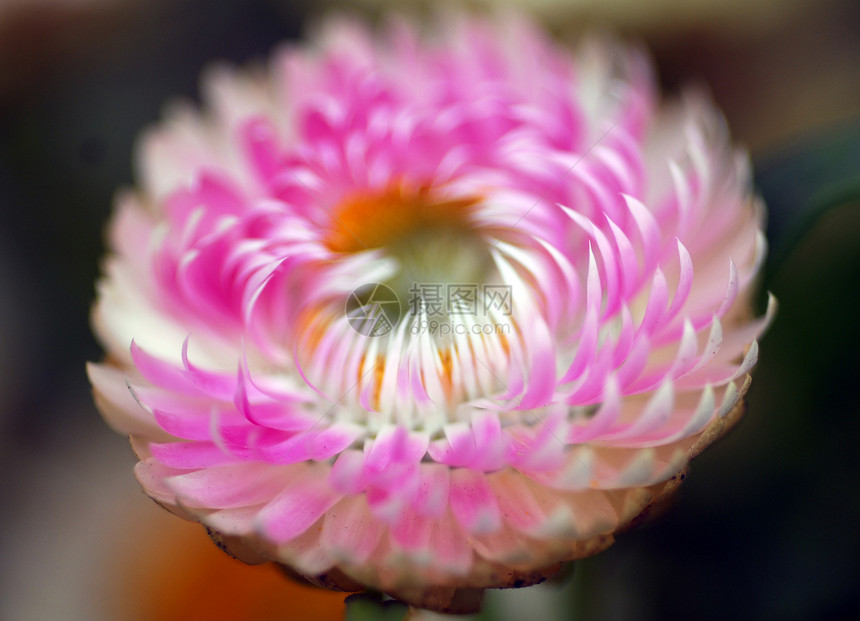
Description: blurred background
0,0,858,619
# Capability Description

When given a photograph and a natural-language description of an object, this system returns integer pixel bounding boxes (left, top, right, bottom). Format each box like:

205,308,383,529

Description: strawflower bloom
89,12,774,613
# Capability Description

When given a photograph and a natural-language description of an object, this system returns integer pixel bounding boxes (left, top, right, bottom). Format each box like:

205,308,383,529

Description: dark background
1,1,858,619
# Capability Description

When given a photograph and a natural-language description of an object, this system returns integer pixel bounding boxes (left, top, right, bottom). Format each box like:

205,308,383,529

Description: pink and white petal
256,463,343,544
87,362,172,441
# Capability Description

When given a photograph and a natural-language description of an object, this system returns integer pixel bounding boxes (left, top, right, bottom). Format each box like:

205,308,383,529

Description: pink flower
89,13,774,613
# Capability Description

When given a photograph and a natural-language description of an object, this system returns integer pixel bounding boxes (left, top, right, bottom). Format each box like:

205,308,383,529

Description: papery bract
89,12,773,613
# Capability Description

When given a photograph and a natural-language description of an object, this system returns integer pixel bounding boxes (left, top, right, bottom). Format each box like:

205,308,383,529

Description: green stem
344,590,409,621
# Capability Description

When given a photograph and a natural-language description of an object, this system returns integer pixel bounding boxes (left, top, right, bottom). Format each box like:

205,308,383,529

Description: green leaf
755,120,860,284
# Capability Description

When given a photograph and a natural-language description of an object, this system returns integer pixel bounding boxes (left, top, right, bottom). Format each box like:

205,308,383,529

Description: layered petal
89,11,772,613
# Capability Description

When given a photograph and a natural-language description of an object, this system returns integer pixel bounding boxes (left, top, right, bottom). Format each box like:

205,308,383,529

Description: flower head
89,12,773,613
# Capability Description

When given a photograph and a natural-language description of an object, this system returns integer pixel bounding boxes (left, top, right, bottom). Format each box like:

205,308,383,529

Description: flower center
325,184,478,254
300,185,520,424
327,185,493,312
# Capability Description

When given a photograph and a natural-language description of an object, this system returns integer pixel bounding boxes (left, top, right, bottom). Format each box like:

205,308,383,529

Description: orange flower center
325,184,478,253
